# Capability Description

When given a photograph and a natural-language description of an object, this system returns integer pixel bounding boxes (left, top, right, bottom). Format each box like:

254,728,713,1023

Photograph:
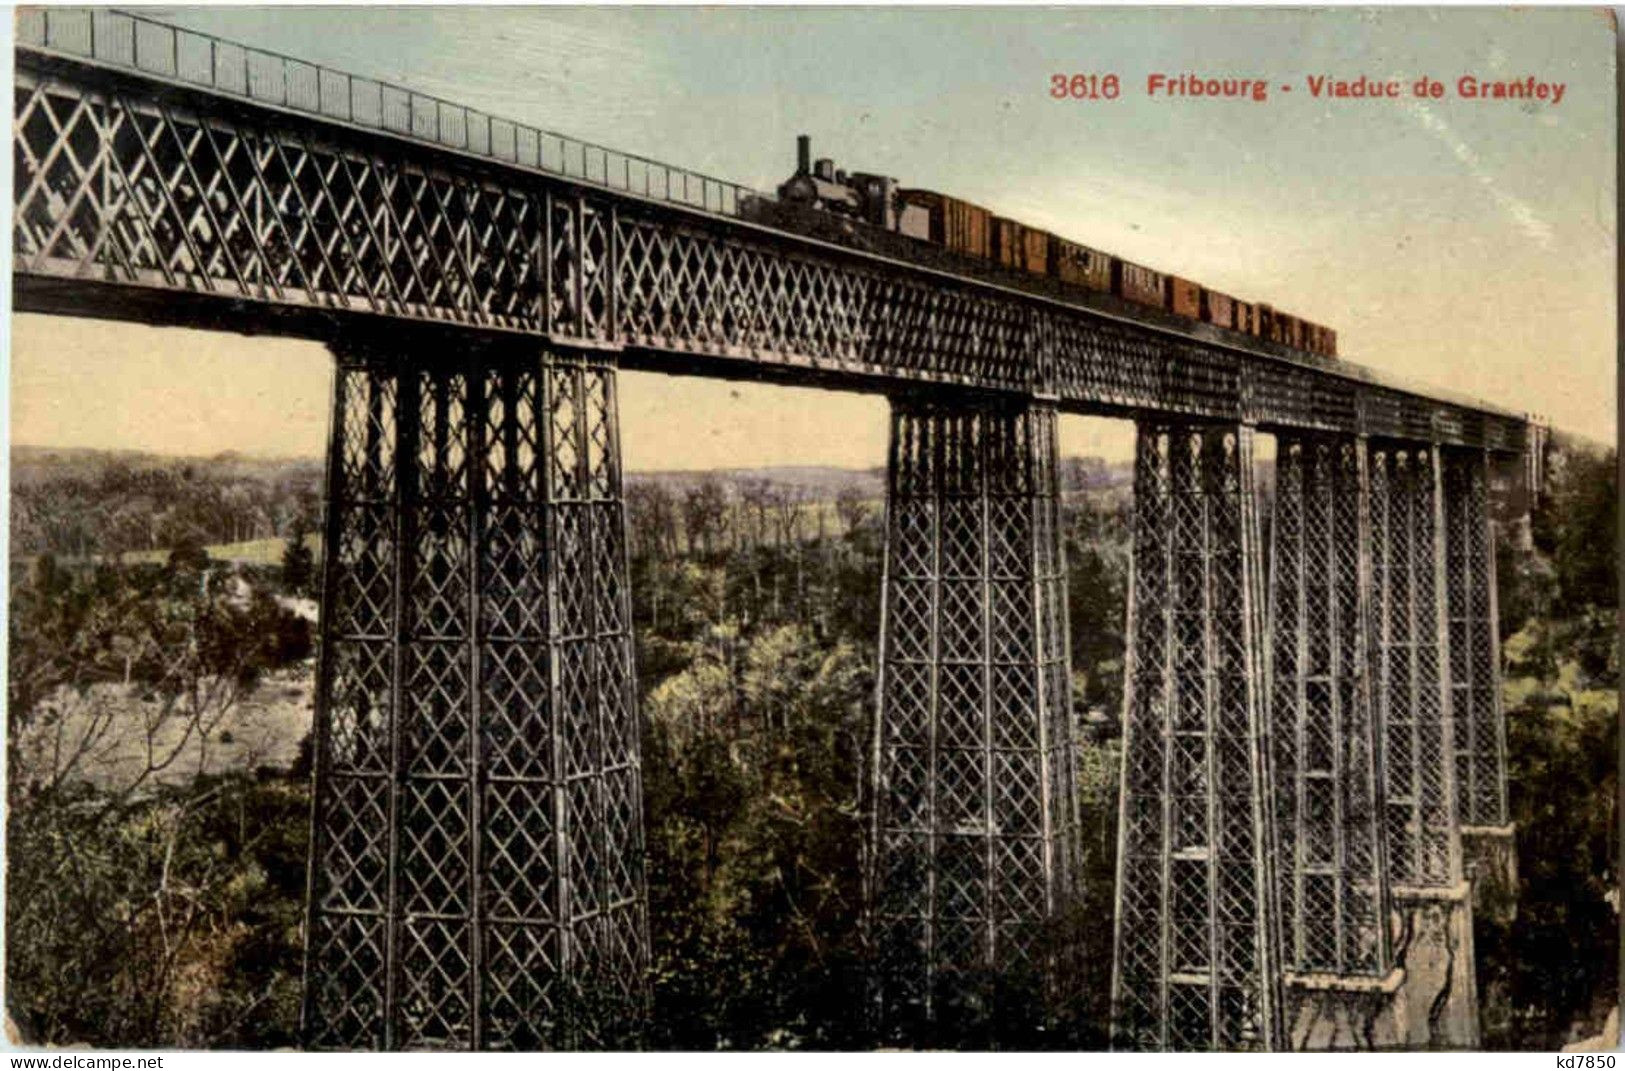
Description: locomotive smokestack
796,135,810,175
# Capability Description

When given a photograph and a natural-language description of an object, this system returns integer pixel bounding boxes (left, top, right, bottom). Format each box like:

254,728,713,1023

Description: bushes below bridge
4,446,1613,1049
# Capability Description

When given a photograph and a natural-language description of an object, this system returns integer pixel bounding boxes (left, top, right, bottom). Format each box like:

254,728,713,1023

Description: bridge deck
13,10,1527,452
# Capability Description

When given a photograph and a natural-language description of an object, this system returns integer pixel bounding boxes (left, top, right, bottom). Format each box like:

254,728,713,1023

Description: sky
10,6,1617,468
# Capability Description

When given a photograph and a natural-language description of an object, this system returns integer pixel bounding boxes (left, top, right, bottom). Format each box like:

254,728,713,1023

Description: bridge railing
16,6,760,217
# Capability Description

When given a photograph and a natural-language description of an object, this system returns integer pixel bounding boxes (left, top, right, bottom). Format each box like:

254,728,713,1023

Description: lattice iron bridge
15,10,1533,1051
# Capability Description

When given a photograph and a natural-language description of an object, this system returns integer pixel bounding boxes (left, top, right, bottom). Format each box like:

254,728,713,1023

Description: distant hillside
12,445,322,489
632,458,1135,499
630,465,886,499
10,445,1139,561
14,446,1133,494
11,445,325,560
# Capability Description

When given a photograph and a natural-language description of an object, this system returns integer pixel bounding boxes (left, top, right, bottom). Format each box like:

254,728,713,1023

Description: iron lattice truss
303,340,649,1050
1110,423,1282,1052
12,15,1528,1054
867,399,1080,1041
14,37,1528,453
1443,450,1508,830
1269,435,1392,980
1368,444,1462,892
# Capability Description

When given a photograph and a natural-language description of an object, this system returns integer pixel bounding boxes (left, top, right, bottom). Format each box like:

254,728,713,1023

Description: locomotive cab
776,135,901,229
770,135,1337,357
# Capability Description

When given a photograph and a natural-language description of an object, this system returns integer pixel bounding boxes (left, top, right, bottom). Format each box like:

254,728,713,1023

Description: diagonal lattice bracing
1367,443,1462,893
303,337,649,1051
866,397,1081,1044
14,44,1531,453
1110,422,1282,1052
1269,435,1392,980
1441,450,1508,831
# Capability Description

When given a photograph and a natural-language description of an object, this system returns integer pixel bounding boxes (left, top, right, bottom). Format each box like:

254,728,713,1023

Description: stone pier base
1286,969,1408,1050
1392,883,1480,1049
1462,824,1519,925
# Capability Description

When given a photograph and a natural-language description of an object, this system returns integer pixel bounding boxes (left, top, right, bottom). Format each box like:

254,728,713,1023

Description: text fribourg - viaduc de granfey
1145,74,1566,104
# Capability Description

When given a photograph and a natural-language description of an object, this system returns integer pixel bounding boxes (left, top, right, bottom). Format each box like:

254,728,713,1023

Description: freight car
898,187,991,258
1050,236,1112,293
772,137,1338,358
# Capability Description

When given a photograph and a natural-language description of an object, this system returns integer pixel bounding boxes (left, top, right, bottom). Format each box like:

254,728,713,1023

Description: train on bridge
769,136,1338,358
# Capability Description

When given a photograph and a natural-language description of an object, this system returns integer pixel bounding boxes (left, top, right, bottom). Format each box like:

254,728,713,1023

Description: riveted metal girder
12,11,1526,1051
13,22,1529,452
866,397,1081,1042
1367,444,1462,893
302,337,650,1050
1442,449,1509,830
1110,422,1282,1052
1269,434,1393,980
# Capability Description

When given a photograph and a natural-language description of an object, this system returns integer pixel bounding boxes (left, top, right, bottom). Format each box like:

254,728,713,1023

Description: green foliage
642,621,870,1048
11,446,322,560
1070,730,1122,1046
6,772,309,1048
1480,647,1617,1047
1495,528,1558,643
8,444,1612,1051
1532,441,1617,615
9,554,311,801
280,518,317,597
7,550,314,1047
629,474,1133,1049
1063,490,1131,714
1478,438,1618,1049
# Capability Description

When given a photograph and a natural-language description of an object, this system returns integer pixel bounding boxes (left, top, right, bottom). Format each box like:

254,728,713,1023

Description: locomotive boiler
770,136,1338,358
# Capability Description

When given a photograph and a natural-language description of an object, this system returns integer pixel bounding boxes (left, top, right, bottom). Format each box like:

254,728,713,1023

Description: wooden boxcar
776,153,1341,360
1315,323,1339,357
1201,289,1235,330
1169,276,1202,320
991,217,1050,276
1284,314,1305,350
1050,236,1113,292
1257,304,1277,343
898,189,993,259
1114,259,1167,310
1024,228,1052,277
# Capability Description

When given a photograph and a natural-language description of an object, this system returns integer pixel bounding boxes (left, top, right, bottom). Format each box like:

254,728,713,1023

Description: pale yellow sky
8,315,1134,467
9,7,1616,466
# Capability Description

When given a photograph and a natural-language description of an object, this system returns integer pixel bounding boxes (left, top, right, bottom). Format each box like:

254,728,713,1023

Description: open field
15,664,316,794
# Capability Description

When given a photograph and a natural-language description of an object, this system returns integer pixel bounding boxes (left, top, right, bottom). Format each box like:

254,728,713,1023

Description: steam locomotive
770,136,1338,358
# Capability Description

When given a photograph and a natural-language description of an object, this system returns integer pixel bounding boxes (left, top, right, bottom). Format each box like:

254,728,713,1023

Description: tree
833,485,871,535
627,481,680,558
1477,436,1619,1049
1063,492,1131,715
7,553,314,1047
1537,441,1617,614
682,478,730,557
280,518,316,596
641,623,871,1049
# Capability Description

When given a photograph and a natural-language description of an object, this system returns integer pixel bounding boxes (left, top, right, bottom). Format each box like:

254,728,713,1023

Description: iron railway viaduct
14,11,1547,1051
